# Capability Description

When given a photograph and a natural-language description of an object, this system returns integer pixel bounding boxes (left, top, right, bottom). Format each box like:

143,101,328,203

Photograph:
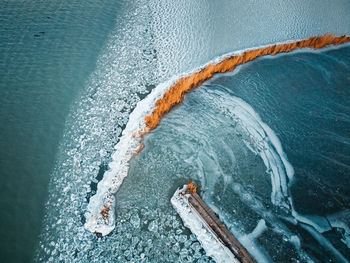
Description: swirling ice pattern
169,87,349,262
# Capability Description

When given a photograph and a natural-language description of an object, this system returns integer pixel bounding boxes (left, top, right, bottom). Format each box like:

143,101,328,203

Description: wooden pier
184,184,255,263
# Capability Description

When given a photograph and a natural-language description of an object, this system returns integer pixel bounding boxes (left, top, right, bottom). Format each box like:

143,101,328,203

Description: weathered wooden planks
186,185,255,263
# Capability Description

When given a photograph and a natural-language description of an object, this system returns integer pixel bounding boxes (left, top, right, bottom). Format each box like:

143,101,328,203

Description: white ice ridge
84,41,346,236
83,43,284,235
206,90,295,209
211,94,349,261
171,186,240,263
84,78,175,235
231,96,293,208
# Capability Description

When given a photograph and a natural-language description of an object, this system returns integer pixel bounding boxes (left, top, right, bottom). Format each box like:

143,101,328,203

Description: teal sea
0,0,123,261
0,0,350,262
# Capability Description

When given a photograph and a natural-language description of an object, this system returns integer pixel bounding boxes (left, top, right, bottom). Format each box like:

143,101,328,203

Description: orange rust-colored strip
144,34,350,132
186,182,197,194
101,204,110,219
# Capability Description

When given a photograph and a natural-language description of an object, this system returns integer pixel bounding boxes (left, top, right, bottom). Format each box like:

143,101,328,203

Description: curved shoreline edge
84,34,350,237
144,34,350,132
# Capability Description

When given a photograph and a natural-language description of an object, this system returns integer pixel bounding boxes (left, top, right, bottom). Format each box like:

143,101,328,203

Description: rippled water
1,0,350,262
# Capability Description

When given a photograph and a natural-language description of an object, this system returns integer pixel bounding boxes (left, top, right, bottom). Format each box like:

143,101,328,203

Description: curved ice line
84,77,177,235
210,92,349,261
85,35,350,236
221,94,348,261
224,95,293,208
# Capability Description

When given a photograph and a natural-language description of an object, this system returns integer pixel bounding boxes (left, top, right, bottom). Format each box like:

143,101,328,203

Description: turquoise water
0,0,123,262
1,0,350,262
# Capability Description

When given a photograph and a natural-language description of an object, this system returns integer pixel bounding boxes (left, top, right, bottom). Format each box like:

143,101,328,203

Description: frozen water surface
35,0,350,262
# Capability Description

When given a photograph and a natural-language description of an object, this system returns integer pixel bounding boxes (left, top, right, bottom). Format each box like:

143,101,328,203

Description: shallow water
1,0,350,262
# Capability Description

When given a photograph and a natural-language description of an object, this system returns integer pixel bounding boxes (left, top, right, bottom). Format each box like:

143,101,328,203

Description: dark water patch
85,162,109,203
324,228,350,261
200,46,350,260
